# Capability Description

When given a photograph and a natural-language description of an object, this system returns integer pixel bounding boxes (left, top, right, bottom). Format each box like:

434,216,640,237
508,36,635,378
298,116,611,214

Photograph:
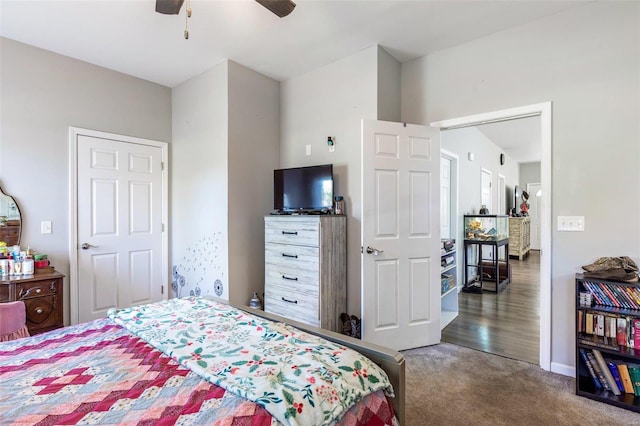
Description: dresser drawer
24,295,60,331
17,279,59,299
265,243,319,273
264,285,319,327
265,267,319,293
265,219,319,246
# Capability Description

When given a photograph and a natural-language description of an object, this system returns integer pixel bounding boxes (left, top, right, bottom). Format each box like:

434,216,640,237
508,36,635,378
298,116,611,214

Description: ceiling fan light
156,0,185,15
256,0,296,18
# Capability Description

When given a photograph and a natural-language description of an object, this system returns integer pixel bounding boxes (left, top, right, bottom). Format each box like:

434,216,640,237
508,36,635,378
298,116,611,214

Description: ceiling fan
156,0,296,18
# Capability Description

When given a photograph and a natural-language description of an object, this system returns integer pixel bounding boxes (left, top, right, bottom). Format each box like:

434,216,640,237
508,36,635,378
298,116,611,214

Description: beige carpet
402,343,640,425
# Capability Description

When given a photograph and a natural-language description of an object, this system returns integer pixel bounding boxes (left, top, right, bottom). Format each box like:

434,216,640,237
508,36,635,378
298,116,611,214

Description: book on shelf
606,361,625,392
616,363,636,394
628,365,640,395
592,349,621,395
583,279,640,311
586,351,611,391
579,348,602,390
578,308,640,350
578,337,619,352
617,318,628,346
586,312,594,334
596,314,605,337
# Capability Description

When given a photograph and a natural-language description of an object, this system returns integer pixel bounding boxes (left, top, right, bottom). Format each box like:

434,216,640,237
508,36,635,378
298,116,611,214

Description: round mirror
0,186,21,247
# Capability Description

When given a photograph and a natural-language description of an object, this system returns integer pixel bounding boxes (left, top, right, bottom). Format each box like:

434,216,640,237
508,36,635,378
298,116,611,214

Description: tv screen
274,164,334,212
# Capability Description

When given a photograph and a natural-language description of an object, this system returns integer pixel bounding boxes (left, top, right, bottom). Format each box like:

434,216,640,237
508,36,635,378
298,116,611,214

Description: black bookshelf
575,273,640,413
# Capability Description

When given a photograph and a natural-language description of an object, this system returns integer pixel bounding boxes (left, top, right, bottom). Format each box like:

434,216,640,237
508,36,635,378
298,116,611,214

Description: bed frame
230,303,406,425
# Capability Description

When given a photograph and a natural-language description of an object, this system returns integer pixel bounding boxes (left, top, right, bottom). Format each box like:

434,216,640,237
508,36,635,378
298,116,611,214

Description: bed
0,297,405,425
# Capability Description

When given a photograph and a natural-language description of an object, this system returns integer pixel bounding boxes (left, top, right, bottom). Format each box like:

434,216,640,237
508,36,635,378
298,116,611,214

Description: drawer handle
36,289,42,294
282,231,298,235
35,308,43,314
282,297,298,304
282,275,298,281
282,253,298,259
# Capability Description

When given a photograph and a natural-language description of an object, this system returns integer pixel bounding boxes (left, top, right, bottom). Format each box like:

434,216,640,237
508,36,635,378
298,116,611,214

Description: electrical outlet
557,216,585,232
305,144,311,156
41,220,52,234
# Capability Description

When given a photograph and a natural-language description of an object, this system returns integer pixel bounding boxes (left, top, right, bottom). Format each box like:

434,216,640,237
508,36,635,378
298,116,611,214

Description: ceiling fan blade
255,0,296,18
156,0,185,15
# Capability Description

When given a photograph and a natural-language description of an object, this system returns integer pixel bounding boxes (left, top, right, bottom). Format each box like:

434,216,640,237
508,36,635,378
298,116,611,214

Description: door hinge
161,161,165,171
161,285,164,295
162,223,165,232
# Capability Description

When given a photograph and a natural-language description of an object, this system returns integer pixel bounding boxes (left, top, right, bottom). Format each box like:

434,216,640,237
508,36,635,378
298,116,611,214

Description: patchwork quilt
0,298,396,426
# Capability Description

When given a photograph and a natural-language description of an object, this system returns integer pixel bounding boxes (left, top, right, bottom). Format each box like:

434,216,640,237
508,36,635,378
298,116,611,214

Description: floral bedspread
108,297,394,426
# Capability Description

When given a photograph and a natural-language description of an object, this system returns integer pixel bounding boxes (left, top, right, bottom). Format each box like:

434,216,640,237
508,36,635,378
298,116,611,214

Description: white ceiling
1,0,583,88
1,0,572,162
476,116,542,163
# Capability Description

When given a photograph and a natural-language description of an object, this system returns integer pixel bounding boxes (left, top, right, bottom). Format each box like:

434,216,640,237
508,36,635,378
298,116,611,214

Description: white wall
401,1,640,372
227,60,280,305
377,46,401,123
520,162,541,189
171,61,229,299
172,60,280,304
280,46,379,315
0,37,172,324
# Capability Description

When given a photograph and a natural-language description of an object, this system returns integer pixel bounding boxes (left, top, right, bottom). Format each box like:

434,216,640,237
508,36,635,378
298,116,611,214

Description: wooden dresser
264,215,346,333
508,217,531,260
0,271,64,335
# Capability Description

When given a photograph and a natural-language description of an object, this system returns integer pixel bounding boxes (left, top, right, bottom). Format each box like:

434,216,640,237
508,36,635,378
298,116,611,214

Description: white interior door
74,131,166,323
361,119,441,351
527,182,542,250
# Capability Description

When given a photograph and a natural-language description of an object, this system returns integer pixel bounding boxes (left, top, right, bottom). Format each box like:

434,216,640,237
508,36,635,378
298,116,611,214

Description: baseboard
551,361,574,377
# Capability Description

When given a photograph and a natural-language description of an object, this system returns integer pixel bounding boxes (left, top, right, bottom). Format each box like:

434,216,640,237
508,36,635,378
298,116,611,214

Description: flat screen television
274,164,334,213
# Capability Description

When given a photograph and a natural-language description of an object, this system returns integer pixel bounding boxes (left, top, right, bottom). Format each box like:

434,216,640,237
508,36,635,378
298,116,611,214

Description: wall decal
171,233,225,298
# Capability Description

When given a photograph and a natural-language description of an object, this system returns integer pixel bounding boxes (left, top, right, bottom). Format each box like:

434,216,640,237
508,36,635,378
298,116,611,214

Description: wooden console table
0,271,64,335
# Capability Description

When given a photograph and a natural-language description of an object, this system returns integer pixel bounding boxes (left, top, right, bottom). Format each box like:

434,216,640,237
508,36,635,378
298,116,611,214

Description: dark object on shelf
461,281,483,294
582,256,639,283
479,205,489,215
480,261,512,281
582,256,638,273
441,238,455,251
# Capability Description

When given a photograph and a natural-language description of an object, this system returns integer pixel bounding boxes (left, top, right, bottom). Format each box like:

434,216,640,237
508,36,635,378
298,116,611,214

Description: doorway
432,102,551,370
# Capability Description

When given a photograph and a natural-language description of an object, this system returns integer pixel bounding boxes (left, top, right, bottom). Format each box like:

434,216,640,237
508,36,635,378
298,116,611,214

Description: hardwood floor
441,250,540,364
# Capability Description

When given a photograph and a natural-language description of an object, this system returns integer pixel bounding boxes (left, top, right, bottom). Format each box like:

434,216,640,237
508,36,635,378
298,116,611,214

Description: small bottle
334,196,345,215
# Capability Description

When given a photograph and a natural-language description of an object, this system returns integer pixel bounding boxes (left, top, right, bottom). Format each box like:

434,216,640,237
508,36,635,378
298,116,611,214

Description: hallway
441,251,540,364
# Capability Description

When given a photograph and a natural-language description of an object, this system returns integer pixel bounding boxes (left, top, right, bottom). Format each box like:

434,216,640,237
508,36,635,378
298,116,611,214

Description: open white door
361,119,441,351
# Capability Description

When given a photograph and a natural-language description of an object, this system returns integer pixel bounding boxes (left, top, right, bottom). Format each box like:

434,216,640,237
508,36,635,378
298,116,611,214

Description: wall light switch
557,216,585,232
305,144,311,156
41,220,52,234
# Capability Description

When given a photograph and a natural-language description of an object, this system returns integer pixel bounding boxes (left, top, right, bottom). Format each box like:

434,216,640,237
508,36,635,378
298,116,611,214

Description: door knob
81,243,99,250
365,246,384,256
